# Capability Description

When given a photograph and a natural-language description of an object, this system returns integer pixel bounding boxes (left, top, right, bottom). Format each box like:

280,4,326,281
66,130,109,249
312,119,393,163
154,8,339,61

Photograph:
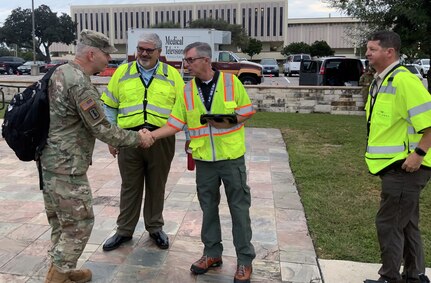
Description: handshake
138,128,155,148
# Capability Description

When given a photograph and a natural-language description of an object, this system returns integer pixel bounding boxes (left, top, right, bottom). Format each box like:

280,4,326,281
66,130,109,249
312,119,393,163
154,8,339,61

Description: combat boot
67,268,92,283
45,264,75,283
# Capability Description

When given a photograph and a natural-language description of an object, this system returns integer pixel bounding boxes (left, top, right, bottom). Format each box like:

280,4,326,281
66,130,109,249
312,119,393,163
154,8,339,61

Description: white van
283,54,311,76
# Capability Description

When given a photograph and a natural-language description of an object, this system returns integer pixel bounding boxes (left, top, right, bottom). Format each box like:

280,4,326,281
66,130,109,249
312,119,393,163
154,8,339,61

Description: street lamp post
31,0,39,75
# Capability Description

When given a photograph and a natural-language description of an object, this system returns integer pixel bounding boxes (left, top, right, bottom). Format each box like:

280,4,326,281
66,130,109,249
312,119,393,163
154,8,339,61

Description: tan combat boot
45,264,75,283
67,268,92,283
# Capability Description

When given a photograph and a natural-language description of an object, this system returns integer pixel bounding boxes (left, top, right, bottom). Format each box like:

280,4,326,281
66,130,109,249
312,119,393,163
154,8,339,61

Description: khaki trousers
116,135,175,235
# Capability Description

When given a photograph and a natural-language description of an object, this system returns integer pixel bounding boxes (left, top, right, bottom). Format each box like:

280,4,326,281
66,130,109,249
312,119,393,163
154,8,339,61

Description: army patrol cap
80,29,117,53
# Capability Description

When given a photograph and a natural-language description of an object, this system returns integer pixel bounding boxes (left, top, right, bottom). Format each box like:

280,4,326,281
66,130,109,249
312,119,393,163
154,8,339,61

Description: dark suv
0,56,25,75
299,57,363,86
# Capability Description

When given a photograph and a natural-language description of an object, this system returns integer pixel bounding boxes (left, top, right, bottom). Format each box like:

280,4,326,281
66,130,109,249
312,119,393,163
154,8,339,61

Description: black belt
128,123,160,132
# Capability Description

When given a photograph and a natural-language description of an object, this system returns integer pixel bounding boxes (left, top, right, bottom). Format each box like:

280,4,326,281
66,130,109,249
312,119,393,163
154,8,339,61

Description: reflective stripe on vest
118,103,172,116
188,124,243,138
366,145,405,154
103,87,118,104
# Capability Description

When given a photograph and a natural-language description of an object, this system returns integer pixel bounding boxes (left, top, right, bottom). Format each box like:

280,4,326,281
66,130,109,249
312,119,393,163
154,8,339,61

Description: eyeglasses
136,47,158,54
183,57,206,64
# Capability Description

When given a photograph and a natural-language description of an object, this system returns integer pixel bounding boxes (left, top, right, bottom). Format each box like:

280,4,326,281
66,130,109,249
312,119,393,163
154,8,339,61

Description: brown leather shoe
190,255,223,274
234,264,252,283
67,268,92,283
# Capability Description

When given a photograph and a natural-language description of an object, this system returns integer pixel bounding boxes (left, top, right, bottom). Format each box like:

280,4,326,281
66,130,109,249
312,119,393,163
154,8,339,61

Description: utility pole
31,0,39,75
32,0,36,64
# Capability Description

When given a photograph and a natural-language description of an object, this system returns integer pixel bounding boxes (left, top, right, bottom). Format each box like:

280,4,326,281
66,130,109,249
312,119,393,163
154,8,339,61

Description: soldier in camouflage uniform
41,29,153,283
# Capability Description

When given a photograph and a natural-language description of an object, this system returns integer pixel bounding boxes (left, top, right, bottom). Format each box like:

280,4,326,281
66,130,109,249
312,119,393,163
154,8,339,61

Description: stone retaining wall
0,81,365,115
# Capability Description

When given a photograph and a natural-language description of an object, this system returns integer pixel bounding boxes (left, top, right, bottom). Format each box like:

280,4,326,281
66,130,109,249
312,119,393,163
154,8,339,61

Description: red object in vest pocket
187,152,195,171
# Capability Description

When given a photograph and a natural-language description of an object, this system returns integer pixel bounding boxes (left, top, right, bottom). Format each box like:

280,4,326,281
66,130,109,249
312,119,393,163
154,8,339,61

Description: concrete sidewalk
0,123,428,283
0,128,321,282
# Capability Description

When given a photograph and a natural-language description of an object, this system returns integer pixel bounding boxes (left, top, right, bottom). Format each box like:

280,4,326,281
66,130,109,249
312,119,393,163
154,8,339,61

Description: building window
114,13,117,39
254,8,258,37
261,8,264,36
130,12,133,29
161,11,164,23
227,9,230,23
215,10,218,19
90,14,93,30
101,13,104,33
209,10,212,18
280,7,283,36
85,13,88,29
95,13,99,31
189,10,192,22
204,10,207,19
136,12,139,28
248,8,251,36
79,14,83,30
233,8,236,24
183,10,187,27
242,8,245,30
267,8,270,36
120,12,123,39
155,11,158,25
178,11,180,24
273,7,277,36
198,10,201,19
147,11,150,27
106,13,109,33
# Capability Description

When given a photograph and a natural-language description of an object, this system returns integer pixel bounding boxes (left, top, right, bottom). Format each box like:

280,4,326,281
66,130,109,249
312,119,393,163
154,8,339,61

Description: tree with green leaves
324,0,431,91
189,18,249,49
281,42,311,57
310,40,334,57
241,38,262,60
0,5,76,63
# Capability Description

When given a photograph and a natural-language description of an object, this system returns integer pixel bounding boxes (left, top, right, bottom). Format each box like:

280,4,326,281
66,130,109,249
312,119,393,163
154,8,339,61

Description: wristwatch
414,147,427,157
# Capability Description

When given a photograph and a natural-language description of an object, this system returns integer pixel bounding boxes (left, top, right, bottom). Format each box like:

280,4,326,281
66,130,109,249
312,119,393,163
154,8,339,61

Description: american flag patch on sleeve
80,97,96,111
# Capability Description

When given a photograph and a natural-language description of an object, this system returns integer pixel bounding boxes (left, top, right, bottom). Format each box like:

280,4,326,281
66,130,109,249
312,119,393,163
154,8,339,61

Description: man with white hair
101,33,185,251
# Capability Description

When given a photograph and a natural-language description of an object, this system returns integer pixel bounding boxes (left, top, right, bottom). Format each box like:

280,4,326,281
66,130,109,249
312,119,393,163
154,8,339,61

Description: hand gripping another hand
138,129,155,148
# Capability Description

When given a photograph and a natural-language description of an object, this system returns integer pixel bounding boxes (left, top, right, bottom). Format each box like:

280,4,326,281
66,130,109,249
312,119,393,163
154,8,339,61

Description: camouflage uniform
359,70,375,105
41,60,141,272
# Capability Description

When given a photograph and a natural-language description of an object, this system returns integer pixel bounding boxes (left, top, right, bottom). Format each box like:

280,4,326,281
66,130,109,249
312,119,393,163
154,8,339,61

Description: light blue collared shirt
137,60,159,85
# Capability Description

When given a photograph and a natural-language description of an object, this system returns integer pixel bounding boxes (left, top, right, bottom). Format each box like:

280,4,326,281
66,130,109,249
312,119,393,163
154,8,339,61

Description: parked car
260,58,279,77
413,59,430,77
98,58,126,76
404,64,424,80
0,56,25,75
283,54,311,76
45,59,69,70
17,61,47,75
299,57,363,86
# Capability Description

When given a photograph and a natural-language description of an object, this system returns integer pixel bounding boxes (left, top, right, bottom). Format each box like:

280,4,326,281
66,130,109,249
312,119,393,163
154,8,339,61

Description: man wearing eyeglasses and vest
148,42,256,283
101,33,185,251
365,31,431,283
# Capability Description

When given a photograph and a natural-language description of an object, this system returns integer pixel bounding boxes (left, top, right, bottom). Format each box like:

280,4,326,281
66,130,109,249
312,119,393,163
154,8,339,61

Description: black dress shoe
150,230,169,249
103,233,132,251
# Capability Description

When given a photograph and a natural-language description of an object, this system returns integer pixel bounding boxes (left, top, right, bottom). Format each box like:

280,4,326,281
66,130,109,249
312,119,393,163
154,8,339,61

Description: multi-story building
50,0,363,60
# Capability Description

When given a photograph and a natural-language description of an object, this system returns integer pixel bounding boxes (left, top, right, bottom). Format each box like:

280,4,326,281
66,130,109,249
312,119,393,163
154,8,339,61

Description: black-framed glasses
136,47,158,54
183,57,206,64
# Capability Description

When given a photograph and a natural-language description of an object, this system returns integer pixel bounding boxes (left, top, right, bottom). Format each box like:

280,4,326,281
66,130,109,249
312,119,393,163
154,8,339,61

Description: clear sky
0,0,345,25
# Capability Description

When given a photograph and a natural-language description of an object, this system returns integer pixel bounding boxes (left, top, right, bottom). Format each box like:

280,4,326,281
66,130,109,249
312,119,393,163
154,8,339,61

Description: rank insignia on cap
80,97,96,111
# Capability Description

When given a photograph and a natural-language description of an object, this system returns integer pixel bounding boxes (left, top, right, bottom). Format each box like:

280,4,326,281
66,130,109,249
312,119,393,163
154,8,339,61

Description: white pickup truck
283,54,311,77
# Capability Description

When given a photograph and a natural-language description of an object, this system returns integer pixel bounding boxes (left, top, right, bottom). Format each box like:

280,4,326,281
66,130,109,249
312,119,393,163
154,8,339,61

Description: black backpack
1,65,59,162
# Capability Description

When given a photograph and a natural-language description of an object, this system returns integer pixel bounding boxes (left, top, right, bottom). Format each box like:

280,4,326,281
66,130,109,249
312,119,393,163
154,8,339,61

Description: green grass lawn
247,112,431,265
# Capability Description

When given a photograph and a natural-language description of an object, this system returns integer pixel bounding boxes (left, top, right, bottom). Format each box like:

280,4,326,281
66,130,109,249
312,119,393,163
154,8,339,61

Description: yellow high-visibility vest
365,66,431,174
101,61,184,129
168,72,255,161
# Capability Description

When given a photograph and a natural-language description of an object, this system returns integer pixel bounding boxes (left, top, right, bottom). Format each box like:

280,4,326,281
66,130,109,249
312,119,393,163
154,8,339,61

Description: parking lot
261,74,429,89
0,73,428,90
